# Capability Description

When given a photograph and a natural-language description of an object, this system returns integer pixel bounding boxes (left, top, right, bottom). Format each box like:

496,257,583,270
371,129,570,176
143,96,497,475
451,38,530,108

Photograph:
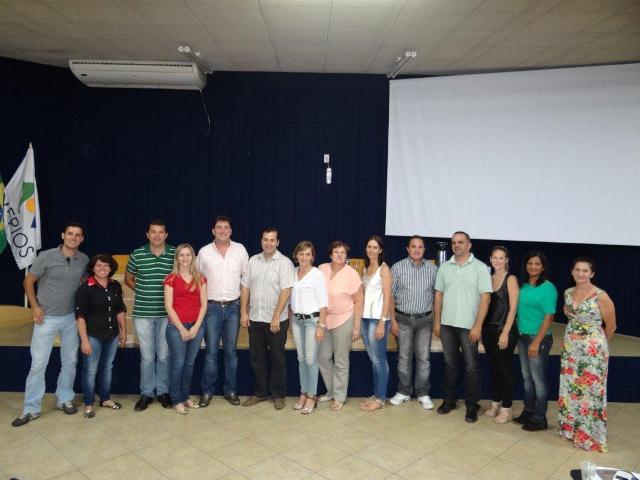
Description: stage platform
1,305,638,402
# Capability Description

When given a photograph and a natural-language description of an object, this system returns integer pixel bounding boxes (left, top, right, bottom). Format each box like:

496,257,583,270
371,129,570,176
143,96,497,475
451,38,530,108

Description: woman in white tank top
360,235,392,411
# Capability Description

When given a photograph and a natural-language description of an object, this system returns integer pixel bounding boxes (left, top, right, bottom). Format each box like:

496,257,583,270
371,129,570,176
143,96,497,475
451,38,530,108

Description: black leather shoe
465,406,479,423
199,394,212,408
224,393,241,406
134,395,153,412
57,401,77,415
159,393,172,409
522,418,548,431
437,402,457,415
513,410,533,425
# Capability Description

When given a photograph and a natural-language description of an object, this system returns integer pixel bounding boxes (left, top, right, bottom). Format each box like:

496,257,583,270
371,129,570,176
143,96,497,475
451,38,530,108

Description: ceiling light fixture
178,45,212,73
387,50,417,79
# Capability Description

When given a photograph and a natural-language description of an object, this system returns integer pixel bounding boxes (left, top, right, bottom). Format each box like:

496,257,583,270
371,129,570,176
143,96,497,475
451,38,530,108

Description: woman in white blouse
360,235,392,411
290,241,328,414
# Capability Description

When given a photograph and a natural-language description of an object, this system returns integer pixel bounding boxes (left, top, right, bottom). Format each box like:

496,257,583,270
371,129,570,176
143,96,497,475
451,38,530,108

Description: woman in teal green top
514,250,557,432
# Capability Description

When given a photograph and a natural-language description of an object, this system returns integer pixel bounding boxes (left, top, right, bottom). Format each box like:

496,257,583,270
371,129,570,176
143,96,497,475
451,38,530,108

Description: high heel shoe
301,396,317,415
293,394,307,411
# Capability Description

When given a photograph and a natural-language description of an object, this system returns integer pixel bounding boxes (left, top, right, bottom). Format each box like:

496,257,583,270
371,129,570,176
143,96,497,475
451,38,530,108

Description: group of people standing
11,220,617,453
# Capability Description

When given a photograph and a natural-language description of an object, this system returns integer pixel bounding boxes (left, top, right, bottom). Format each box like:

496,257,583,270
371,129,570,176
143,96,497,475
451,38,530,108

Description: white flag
3,145,41,270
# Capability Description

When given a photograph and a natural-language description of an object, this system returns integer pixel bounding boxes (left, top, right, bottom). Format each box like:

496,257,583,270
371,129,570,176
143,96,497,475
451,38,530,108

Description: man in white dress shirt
197,216,249,407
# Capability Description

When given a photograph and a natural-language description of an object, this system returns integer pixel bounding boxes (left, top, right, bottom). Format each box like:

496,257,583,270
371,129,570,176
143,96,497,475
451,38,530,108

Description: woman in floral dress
557,257,616,452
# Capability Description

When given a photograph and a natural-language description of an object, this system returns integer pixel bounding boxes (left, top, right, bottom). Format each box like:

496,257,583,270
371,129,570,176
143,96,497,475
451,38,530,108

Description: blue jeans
396,312,433,397
201,301,240,396
81,336,119,406
134,317,169,397
361,318,390,400
517,334,553,421
441,324,481,407
291,315,320,396
166,322,205,405
23,313,79,414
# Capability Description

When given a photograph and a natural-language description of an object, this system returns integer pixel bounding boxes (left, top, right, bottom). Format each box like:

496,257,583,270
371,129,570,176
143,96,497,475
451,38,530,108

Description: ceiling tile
587,13,640,32
522,12,612,32
273,41,326,57
500,30,569,47
479,0,562,12
384,27,449,46
216,40,276,59
119,2,202,26
203,22,271,43
393,9,469,30
403,0,483,10
45,1,134,24
457,11,522,31
578,46,640,62
428,44,476,59
329,6,401,31
551,0,640,14
4,1,66,23
188,1,264,25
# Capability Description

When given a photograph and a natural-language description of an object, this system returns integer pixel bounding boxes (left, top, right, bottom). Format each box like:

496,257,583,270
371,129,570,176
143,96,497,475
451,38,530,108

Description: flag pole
25,142,33,308
24,267,29,308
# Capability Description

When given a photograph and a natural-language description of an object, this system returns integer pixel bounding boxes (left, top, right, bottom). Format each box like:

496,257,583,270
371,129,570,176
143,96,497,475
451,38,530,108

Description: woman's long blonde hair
172,243,202,291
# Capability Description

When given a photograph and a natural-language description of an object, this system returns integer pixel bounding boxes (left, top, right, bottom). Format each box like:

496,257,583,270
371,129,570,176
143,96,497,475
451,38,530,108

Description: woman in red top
164,243,207,414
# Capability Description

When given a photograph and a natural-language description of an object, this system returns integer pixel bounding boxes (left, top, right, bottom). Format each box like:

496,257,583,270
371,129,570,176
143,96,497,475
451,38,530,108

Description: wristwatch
380,316,389,322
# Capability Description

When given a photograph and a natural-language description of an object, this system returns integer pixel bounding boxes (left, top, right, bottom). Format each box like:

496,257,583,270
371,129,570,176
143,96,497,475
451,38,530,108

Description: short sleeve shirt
517,281,557,335
435,253,492,329
291,267,328,315
163,273,206,324
75,277,126,340
241,250,295,323
29,246,89,316
318,263,362,330
126,243,175,317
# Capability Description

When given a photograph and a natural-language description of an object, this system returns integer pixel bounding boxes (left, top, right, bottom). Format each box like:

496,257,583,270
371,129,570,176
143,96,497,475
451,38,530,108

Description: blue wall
1,57,638,336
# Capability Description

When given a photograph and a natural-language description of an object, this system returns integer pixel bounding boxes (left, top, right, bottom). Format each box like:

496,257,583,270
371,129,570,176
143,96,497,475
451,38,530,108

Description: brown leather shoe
224,393,241,406
274,398,285,410
242,395,268,407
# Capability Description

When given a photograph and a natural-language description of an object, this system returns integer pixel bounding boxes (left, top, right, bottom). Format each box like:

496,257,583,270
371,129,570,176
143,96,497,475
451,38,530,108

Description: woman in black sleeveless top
482,246,519,423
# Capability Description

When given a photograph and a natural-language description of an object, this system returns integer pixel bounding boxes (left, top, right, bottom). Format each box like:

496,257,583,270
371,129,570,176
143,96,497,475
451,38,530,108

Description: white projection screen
385,63,640,246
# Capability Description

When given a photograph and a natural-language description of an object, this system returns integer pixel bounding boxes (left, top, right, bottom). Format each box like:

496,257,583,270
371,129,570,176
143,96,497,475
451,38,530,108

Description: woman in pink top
318,241,364,410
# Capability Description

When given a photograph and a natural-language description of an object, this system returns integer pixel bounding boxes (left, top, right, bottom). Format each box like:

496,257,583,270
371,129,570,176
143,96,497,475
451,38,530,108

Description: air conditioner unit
68,59,207,90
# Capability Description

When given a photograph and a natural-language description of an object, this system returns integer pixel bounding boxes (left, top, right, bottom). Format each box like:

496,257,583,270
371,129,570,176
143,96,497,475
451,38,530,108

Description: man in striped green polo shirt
125,219,175,411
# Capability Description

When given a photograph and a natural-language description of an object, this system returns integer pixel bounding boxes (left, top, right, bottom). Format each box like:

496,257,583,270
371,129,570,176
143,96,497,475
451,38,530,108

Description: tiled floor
1,392,638,480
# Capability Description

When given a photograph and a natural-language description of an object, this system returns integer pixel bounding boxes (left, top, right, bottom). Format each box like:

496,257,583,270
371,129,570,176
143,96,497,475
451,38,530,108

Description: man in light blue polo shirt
434,231,492,423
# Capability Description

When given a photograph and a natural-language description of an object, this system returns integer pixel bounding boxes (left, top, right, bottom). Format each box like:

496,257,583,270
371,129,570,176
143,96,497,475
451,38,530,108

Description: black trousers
481,324,518,408
248,320,288,398
441,325,481,408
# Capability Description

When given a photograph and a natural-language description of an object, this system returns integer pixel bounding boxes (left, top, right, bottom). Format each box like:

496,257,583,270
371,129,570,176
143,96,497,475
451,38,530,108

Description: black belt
293,312,320,319
395,308,432,319
208,298,239,307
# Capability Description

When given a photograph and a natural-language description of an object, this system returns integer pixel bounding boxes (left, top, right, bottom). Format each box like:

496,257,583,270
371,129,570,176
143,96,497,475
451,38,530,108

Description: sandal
184,399,199,409
100,400,122,410
174,403,188,415
331,400,344,411
360,398,385,412
318,394,332,403
83,406,95,418
301,396,317,415
293,394,307,411
359,396,376,408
